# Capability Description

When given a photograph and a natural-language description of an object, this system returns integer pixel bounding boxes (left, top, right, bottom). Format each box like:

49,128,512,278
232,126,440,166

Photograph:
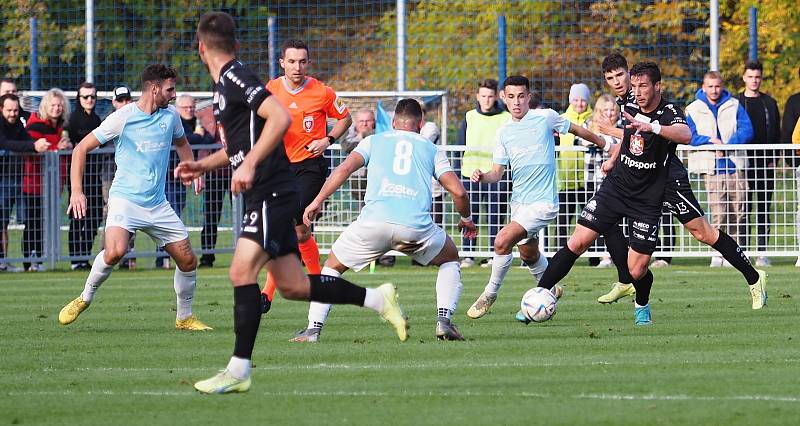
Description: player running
295,98,478,342
465,75,606,320
186,12,407,394
58,64,211,331
595,53,766,309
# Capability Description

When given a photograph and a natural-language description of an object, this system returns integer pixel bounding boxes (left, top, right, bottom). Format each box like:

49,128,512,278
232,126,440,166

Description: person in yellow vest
456,79,511,268
555,83,593,253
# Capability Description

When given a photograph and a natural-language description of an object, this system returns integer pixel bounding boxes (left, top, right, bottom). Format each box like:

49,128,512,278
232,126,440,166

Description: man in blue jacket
685,71,753,267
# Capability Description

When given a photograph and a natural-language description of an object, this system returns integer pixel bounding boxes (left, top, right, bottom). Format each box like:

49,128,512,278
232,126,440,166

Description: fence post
748,7,758,62
498,14,506,86
44,151,61,270
30,18,39,90
85,0,94,83
396,0,406,92
710,0,719,71
268,16,278,80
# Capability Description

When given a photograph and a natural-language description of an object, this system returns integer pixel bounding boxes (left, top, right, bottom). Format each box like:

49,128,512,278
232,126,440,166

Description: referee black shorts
239,192,301,259
289,156,328,224
577,184,662,255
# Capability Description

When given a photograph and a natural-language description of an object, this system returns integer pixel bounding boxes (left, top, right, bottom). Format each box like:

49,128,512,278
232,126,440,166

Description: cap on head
114,86,132,101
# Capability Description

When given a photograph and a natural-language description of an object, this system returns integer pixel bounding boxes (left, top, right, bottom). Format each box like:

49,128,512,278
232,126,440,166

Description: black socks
537,246,579,290
712,231,760,285
309,274,367,306
233,284,262,359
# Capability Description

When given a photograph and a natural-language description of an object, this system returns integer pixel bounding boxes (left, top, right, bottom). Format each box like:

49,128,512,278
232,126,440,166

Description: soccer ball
520,287,557,323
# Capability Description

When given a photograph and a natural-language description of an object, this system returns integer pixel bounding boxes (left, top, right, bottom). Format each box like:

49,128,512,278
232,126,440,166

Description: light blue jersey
93,103,184,208
493,108,570,204
355,130,452,229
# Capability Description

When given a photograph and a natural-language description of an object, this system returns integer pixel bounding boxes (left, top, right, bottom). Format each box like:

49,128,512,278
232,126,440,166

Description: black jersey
606,97,687,209
213,60,295,207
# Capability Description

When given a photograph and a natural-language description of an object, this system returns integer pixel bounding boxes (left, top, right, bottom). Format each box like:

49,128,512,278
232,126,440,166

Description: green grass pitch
2,258,799,425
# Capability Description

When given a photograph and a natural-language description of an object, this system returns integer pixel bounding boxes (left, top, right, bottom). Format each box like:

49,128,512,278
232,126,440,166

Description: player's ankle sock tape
309,274,367,306
233,284,262,359
537,246,579,290
633,270,653,306
713,231,759,285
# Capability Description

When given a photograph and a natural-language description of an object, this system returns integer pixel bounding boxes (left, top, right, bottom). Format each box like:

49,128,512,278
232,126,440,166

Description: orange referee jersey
266,76,349,163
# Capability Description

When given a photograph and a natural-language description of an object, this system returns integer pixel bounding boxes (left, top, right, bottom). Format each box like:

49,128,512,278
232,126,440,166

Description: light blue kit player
59,64,211,331
297,99,478,342
466,75,607,320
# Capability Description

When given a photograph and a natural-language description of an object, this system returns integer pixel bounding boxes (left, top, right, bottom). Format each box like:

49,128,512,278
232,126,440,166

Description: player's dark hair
0,93,20,107
744,60,763,73
602,52,629,74
502,75,530,91
394,98,423,121
141,64,178,88
629,61,661,84
280,39,309,58
78,81,95,91
1,77,16,86
478,78,499,92
197,12,237,53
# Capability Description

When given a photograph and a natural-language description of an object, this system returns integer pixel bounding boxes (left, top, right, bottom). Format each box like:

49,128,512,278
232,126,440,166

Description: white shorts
331,219,446,272
510,201,559,245
105,197,189,248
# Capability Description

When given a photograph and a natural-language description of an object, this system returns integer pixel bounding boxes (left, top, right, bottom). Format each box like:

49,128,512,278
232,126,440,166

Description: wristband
650,121,662,135
326,135,335,145
461,215,473,222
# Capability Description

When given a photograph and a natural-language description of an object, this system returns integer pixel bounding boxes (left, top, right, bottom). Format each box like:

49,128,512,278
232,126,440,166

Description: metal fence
3,143,799,270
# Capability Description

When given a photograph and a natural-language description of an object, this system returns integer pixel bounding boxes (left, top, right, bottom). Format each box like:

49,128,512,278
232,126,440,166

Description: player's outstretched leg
466,253,511,319
705,228,767,309
289,265,337,343
165,238,212,331
60,227,135,324
597,226,635,303
435,260,464,340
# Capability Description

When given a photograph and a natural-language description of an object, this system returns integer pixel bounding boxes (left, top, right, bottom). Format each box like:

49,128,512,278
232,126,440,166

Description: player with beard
532,62,691,325
595,53,766,310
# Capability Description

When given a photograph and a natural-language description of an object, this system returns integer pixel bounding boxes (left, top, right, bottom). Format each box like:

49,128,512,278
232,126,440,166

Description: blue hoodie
687,88,753,174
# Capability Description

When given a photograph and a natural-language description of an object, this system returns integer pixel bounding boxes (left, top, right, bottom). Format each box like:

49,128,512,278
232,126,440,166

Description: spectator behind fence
736,60,781,268
156,94,211,269
23,88,73,271
67,82,103,270
0,78,30,126
1,94,50,272
339,108,375,208
783,66,800,267
555,83,592,254
457,78,510,269
107,86,138,270
686,71,753,267
586,94,618,268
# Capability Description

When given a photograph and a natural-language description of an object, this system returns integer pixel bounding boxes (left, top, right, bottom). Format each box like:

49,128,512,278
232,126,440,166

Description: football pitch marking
4,390,800,403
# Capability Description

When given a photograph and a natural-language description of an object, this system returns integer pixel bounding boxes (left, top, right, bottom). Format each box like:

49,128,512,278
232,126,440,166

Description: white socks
227,356,251,379
80,251,114,303
363,288,384,313
306,266,337,329
436,261,462,319
527,255,548,284
483,253,513,295
174,267,197,320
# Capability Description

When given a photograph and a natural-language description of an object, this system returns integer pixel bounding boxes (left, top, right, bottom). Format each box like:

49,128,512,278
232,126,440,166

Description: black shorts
239,192,301,259
289,156,328,224
577,184,661,255
662,175,704,224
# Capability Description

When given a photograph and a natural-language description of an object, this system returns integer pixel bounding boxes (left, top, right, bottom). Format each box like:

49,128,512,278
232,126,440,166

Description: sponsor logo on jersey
159,121,167,133
620,154,656,170
629,133,644,155
303,115,314,132
218,94,226,111
134,140,170,153
229,149,245,168
632,220,650,232
585,199,597,212
289,101,298,109
243,226,258,233
378,177,419,198
247,86,264,104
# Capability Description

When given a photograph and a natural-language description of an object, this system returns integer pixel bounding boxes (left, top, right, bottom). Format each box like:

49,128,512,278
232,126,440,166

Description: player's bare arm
438,170,477,239
601,143,621,174
569,123,606,149
471,163,505,184
306,113,352,156
597,120,624,140
623,111,691,144
66,132,101,219
231,96,291,195
173,135,203,194
303,151,366,226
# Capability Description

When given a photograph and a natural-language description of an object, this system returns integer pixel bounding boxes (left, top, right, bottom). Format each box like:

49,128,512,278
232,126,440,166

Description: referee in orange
261,39,352,313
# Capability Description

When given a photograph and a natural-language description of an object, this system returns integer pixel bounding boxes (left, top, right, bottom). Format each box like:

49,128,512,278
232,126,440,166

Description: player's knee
493,238,513,255
103,246,126,265
629,264,647,281
176,254,198,272
296,228,311,243
278,284,307,301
